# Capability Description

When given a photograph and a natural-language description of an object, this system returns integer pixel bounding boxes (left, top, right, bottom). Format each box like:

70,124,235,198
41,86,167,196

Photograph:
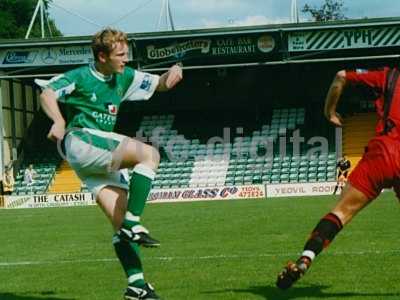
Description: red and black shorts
348,136,400,200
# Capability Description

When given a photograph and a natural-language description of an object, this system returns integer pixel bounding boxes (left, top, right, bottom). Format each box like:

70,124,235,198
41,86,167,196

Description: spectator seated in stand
3,168,15,195
24,164,37,186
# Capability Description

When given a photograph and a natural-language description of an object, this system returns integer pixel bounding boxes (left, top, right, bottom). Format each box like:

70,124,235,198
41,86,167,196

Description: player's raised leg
111,137,161,247
97,186,161,300
276,183,370,290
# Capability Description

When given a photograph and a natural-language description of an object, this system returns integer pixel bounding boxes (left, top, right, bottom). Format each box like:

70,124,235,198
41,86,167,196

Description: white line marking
0,249,399,267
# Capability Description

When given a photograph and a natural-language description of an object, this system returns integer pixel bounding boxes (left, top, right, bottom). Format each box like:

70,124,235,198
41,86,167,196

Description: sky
45,0,400,37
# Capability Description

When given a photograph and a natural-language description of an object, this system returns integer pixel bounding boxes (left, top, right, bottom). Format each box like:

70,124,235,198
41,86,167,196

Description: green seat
185,161,194,167
280,173,289,182
262,168,272,175
328,153,336,160
327,160,336,167
317,173,327,181
298,173,307,182
235,170,245,176
290,161,300,168
298,167,308,173
327,172,336,180
272,168,280,175
237,159,247,165
309,160,318,167
225,178,234,185
179,179,188,187
265,156,273,163
273,157,281,163
308,166,317,173
33,186,43,194
234,177,244,184
188,150,197,157
308,173,317,182
289,173,298,182
262,174,271,182
244,170,253,176
256,157,265,164
271,174,280,183
226,170,235,177
327,165,336,172
299,160,308,167
281,168,290,174
161,180,172,188
196,149,206,156
252,175,262,183
253,163,263,171
272,162,281,169
281,161,290,168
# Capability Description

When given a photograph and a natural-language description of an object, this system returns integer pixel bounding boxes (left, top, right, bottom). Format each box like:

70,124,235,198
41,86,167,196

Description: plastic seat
280,173,289,183
317,173,327,181
298,173,307,182
289,173,298,182
308,173,317,182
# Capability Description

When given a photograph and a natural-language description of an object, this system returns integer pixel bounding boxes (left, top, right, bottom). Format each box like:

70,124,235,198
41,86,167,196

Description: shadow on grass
203,284,400,299
0,291,75,300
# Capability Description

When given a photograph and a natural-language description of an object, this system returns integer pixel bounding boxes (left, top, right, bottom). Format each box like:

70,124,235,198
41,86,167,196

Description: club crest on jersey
107,104,118,115
90,93,97,102
140,74,152,91
120,174,128,184
356,68,368,74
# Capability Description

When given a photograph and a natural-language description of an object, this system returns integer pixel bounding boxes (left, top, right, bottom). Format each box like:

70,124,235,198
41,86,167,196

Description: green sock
113,234,146,288
123,164,155,229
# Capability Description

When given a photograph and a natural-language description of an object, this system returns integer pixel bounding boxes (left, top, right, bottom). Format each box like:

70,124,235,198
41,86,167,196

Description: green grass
1,192,400,299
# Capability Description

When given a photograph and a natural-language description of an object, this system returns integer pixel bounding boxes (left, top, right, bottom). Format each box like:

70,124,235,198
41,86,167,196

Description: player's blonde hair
91,28,128,61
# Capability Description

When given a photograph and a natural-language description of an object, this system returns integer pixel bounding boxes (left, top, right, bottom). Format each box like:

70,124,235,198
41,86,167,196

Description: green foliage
0,0,62,39
302,0,347,22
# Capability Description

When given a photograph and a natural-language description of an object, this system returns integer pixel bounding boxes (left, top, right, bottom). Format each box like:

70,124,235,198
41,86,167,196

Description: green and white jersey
45,65,159,132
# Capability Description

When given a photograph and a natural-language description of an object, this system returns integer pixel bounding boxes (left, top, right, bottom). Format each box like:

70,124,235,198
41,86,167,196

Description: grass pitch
0,192,400,300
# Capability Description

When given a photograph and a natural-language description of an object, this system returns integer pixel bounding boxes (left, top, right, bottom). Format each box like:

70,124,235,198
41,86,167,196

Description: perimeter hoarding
288,24,400,52
1,186,266,209
134,32,283,68
266,182,336,197
4,192,95,209
148,184,266,203
0,44,134,68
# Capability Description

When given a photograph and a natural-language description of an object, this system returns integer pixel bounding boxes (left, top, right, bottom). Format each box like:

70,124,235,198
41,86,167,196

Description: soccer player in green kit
38,28,182,300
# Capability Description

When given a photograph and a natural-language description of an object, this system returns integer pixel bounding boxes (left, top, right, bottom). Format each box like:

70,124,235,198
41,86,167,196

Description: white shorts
64,128,130,197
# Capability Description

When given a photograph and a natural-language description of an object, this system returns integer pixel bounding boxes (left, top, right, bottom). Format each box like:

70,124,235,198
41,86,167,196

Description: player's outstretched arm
156,64,183,91
40,88,66,142
324,70,347,127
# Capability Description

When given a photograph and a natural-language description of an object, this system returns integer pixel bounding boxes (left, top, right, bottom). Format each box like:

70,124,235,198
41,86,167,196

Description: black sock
302,213,343,260
333,186,339,195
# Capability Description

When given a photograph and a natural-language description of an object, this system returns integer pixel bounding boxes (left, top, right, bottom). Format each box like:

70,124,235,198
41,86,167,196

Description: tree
0,0,62,39
302,0,347,22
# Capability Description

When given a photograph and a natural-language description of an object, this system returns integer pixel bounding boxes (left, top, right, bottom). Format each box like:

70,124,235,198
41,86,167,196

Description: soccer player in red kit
276,66,400,289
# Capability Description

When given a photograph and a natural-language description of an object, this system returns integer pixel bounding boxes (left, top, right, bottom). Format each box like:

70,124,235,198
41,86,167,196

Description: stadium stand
342,112,377,172
136,106,336,189
6,108,62,195
48,160,81,193
12,150,60,195
10,102,337,194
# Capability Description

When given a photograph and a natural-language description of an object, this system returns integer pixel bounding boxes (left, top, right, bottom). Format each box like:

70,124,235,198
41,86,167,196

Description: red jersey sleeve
345,68,387,93
346,67,392,136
